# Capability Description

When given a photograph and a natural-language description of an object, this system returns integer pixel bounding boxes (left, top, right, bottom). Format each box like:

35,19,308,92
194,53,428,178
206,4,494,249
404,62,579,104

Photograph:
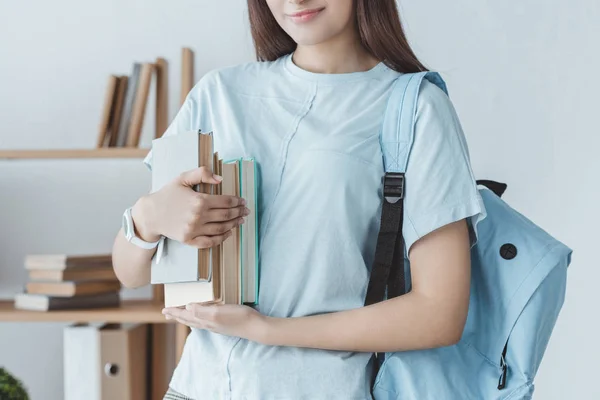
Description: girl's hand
133,166,250,248
162,302,268,342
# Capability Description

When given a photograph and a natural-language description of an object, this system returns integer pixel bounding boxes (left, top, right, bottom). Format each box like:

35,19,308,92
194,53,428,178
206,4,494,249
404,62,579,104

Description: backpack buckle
384,172,405,201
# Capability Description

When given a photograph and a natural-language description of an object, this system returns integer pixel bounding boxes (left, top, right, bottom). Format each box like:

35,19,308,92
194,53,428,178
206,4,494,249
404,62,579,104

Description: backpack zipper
498,341,508,389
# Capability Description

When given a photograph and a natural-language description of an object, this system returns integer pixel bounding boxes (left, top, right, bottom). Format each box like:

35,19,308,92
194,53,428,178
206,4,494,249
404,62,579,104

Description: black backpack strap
366,172,407,387
368,72,448,307
364,172,407,306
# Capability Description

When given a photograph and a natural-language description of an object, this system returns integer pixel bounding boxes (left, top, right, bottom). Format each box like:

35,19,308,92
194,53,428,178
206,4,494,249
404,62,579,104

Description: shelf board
0,148,150,160
0,299,169,323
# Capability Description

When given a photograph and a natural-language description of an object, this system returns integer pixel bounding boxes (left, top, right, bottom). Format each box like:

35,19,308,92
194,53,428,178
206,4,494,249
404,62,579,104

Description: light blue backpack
367,72,573,399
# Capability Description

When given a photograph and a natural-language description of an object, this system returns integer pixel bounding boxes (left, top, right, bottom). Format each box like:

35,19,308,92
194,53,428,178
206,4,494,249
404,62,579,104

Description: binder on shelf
64,323,148,400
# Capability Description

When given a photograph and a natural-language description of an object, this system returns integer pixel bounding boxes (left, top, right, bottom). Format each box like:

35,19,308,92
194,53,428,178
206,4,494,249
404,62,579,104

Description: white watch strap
130,234,160,250
124,207,162,253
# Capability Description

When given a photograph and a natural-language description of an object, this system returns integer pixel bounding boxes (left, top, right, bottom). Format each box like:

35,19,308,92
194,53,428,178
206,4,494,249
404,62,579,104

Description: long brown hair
247,0,427,73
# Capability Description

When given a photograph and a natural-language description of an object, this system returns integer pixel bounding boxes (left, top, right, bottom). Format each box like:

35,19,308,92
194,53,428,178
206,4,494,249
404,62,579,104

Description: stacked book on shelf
150,130,259,308
14,254,121,311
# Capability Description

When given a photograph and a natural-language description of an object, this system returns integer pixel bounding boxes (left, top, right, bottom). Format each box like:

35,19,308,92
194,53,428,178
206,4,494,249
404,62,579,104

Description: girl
112,0,485,399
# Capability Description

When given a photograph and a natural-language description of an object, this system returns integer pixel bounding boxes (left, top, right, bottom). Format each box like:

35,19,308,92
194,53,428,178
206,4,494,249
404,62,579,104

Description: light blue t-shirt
143,53,485,400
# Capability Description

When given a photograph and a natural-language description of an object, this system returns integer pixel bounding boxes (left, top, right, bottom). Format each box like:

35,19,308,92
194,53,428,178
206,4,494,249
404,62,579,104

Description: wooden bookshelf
0,148,150,160
0,50,198,400
0,299,167,323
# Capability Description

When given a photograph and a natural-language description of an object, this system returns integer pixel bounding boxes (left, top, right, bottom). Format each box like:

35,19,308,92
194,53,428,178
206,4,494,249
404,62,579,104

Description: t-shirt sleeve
402,80,487,257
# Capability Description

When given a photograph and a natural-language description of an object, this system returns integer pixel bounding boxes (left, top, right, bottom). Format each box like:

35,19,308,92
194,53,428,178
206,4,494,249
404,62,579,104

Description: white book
149,130,214,285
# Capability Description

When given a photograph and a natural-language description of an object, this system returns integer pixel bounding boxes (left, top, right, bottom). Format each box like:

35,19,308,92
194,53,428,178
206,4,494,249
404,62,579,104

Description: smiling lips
287,7,325,23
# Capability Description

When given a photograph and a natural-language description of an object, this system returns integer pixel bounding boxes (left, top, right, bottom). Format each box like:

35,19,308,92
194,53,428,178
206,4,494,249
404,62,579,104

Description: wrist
255,315,279,346
131,196,161,243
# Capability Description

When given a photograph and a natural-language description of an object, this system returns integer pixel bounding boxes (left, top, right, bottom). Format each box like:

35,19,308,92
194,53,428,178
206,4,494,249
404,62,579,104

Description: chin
285,27,339,47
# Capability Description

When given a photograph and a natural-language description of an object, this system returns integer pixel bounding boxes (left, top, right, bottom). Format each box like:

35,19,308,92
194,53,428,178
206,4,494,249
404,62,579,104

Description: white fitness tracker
122,207,165,264
122,207,160,249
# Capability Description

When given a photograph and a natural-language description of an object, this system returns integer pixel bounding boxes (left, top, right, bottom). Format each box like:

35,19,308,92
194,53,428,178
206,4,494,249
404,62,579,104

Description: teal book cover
242,157,259,305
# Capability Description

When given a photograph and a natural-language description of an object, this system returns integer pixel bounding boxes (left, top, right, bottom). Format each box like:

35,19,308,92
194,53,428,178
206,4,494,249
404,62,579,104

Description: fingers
179,166,223,187
201,194,246,209
204,205,249,224
184,230,234,249
202,215,245,236
180,195,247,243
162,304,220,330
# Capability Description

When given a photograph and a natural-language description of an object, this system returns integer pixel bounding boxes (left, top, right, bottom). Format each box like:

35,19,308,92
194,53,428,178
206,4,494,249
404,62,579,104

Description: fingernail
239,217,245,224
213,174,223,182
244,208,250,216
241,198,246,206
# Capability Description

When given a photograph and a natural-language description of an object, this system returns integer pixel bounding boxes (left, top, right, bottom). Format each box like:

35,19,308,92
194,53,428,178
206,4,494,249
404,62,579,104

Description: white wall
0,0,596,399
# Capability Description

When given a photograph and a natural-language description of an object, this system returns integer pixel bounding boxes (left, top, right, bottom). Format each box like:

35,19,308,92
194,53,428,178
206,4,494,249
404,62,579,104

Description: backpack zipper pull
498,343,508,390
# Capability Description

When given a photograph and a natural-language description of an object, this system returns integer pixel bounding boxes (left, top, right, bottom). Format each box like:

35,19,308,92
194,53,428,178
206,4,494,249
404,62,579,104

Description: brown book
96,75,120,148
155,57,169,139
14,292,120,311
28,267,117,282
126,63,154,147
108,76,129,147
26,280,121,297
25,254,112,271
150,130,214,285
116,63,141,147
220,160,241,305
180,48,194,106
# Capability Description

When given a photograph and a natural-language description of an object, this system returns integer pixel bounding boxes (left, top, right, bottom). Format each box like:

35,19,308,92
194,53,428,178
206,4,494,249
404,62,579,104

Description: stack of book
149,130,259,308
14,254,121,311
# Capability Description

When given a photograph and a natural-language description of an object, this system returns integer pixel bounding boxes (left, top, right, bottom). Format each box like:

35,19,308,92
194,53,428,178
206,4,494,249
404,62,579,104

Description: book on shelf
149,130,259,307
126,62,154,147
96,75,119,148
26,280,121,297
24,254,113,270
96,60,156,149
115,62,141,148
14,253,121,311
97,73,130,149
107,76,128,147
28,266,116,282
14,292,120,312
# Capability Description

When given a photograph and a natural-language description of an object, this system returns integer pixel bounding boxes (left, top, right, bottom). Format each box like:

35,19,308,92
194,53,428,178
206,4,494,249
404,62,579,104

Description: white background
0,0,597,399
